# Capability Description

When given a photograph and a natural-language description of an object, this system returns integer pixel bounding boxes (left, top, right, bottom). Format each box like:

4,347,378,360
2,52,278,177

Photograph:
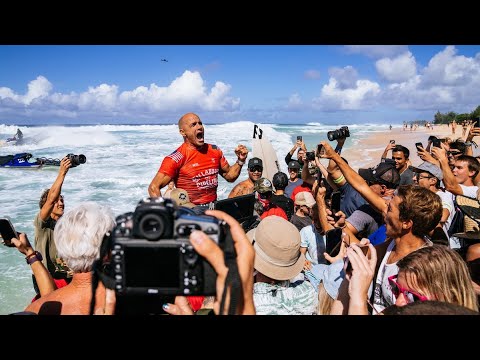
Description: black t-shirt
271,194,295,220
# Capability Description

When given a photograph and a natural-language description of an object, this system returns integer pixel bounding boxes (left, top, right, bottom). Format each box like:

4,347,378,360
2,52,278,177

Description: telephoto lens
66,153,87,167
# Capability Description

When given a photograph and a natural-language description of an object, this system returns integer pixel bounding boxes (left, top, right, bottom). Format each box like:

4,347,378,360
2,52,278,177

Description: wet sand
338,124,475,171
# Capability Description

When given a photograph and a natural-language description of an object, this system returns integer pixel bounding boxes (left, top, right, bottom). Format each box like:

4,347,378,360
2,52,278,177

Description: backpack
447,199,465,237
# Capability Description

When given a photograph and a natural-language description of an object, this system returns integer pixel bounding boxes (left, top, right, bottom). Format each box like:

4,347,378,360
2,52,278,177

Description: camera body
110,198,226,296
66,153,86,167
327,126,350,141
305,151,316,161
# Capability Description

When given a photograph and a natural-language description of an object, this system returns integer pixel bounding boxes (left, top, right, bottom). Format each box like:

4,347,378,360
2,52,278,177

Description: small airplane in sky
161,59,168,62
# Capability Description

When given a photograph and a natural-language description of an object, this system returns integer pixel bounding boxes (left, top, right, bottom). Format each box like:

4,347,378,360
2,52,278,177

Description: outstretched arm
40,157,72,221
12,233,56,297
381,143,395,161
319,142,387,214
432,145,464,195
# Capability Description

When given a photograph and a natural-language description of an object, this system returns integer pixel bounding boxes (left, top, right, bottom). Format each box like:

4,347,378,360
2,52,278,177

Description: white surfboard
252,124,280,182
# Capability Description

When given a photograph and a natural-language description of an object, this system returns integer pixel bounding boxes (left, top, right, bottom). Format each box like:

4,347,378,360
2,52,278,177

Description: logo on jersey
167,150,184,163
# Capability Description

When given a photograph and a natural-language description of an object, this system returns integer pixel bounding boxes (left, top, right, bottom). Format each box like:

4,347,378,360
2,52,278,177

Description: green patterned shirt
253,280,318,315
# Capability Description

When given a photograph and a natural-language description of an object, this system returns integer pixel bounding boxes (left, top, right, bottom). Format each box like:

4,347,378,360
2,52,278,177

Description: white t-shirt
436,190,455,236
371,238,432,314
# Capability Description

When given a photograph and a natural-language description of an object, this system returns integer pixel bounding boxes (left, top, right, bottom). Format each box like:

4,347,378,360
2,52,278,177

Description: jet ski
0,153,60,169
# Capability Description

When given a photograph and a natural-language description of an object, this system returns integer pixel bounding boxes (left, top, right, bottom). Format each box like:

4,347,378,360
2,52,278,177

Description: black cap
358,162,400,189
288,160,301,170
248,157,263,168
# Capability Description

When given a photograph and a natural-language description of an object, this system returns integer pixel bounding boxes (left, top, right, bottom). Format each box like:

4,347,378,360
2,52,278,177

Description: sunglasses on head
249,166,263,172
388,274,428,304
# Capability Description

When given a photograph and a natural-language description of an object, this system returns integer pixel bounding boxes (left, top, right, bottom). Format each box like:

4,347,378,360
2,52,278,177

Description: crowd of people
2,112,480,315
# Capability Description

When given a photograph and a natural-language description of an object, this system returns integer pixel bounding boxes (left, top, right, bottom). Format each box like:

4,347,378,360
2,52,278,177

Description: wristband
26,251,43,265
236,159,245,166
465,142,473,147
333,175,345,184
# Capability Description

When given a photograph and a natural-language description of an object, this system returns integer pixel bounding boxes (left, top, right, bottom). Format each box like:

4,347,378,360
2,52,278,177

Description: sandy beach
338,124,478,171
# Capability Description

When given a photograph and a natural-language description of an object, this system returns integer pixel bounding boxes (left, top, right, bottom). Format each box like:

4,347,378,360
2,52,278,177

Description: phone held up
415,142,423,151
330,191,341,222
344,245,371,273
0,217,18,247
325,228,343,258
389,140,395,144
432,138,442,148
297,135,302,142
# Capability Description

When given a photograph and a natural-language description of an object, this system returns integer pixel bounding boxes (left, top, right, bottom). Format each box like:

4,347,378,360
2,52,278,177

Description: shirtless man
228,157,263,198
148,113,248,205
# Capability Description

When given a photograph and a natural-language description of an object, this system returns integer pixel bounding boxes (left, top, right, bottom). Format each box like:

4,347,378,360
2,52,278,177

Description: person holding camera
148,113,248,206
34,157,73,288
285,137,306,169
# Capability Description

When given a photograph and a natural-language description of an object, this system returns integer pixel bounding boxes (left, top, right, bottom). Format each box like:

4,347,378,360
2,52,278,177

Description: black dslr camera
66,153,86,167
327,126,350,141
109,198,227,296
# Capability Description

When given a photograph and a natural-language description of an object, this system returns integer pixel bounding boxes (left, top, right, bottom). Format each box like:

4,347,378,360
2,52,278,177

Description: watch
26,251,43,265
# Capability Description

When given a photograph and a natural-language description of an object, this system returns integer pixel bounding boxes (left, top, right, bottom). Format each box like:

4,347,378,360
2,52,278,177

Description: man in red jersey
148,112,249,205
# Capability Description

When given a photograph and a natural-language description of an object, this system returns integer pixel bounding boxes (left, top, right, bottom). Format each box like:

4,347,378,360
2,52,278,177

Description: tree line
433,105,480,124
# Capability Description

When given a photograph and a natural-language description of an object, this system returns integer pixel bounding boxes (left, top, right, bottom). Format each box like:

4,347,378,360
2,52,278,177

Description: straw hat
453,195,480,240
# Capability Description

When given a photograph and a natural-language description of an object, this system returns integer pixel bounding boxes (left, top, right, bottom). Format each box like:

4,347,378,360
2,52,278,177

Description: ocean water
0,121,391,314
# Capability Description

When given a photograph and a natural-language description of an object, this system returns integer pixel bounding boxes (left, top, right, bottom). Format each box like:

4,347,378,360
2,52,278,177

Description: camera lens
327,130,337,141
78,154,86,164
138,213,166,241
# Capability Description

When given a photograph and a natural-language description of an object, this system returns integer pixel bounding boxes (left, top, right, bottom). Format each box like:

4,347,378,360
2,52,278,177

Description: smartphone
325,228,343,257
415,142,423,151
330,191,341,222
344,245,371,273
389,140,395,144
297,135,302,142
432,138,442,148
474,121,480,128
317,144,324,156
0,217,18,247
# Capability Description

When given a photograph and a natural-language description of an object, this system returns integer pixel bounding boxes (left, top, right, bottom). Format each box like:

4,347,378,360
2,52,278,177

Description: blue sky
1,45,480,125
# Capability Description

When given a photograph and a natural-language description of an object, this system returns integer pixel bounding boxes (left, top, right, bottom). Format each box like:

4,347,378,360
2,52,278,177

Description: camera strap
89,231,116,315
218,228,241,315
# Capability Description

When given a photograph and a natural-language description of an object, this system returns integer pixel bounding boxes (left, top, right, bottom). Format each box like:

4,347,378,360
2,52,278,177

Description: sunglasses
447,151,462,156
388,274,428,304
249,166,263,173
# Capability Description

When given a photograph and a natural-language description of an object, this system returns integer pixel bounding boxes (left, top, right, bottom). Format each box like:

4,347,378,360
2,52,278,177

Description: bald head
178,112,205,147
178,113,200,130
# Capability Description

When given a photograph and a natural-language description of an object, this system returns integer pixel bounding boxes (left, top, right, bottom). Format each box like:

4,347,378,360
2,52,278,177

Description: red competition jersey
159,142,229,204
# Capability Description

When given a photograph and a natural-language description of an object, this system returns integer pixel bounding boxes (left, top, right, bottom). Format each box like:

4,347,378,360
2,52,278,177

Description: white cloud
0,70,239,120
0,76,52,105
380,46,480,110
422,45,480,87
344,45,409,58
304,70,321,79
328,66,358,89
313,76,381,110
375,52,417,82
